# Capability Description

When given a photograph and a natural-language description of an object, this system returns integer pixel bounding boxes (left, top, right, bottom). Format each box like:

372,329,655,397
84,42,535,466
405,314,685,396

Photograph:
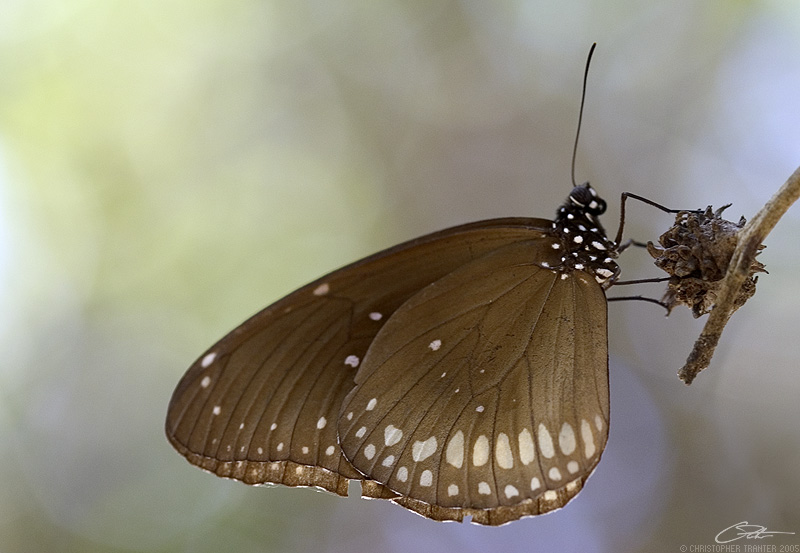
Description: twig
678,166,800,384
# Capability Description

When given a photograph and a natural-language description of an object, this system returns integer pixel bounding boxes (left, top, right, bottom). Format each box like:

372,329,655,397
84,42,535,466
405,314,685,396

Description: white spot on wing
549,467,562,481
566,479,579,492
495,433,514,469
446,430,464,468
381,455,395,467
200,375,211,388
567,460,579,474
316,417,327,429
369,311,383,321
475,405,484,413
543,490,558,501
473,435,489,466
355,426,367,438
201,352,216,368
397,466,408,482
504,484,519,498
364,444,376,460
419,470,433,487
530,477,541,491
478,482,491,495
384,425,403,446
595,414,604,431
559,422,576,455
582,419,596,458
412,436,437,462
428,339,442,351
313,283,330,296
518,428,535,465
447,484,459,497
212,405,221,416
344,355,360,368
325,445,335,456
366,398,377,411
538,424,555,458
302,446,309,454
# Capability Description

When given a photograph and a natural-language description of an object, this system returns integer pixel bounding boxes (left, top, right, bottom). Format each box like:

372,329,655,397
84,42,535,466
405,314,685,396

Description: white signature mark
716,521,796,544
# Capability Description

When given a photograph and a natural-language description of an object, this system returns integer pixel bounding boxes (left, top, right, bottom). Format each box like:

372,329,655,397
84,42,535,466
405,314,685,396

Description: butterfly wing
165,218,554,496
338,239,610,525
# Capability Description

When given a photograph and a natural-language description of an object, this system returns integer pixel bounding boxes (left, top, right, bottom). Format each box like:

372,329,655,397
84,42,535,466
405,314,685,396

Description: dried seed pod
648,205,766,317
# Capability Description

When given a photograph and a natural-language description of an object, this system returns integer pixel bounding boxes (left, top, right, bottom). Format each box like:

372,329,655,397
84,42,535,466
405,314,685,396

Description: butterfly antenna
572,43,596,188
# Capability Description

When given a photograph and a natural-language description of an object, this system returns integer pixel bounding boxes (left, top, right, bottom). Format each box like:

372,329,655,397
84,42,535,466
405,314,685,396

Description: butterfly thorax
549,183,620,288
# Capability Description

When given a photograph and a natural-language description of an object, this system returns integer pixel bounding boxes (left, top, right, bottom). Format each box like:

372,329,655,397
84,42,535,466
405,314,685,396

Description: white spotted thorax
550,183,620,288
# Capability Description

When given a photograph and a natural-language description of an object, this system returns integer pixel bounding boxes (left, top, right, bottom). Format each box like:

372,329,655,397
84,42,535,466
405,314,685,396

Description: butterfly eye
588,197,607,215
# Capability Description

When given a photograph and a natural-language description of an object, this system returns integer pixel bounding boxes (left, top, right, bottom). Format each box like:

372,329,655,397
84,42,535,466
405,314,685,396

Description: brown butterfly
165,180,620,526
166,42,647,525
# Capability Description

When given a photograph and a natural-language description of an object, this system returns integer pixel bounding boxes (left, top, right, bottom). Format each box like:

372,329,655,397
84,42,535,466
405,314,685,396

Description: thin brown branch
678,166,800,384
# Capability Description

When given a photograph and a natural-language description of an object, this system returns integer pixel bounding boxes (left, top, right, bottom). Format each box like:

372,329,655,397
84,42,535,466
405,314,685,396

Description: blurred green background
1,1,799,552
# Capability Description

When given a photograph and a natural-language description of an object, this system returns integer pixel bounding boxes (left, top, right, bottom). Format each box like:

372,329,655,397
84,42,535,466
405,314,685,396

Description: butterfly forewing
166,218,554,495
338,240,610,523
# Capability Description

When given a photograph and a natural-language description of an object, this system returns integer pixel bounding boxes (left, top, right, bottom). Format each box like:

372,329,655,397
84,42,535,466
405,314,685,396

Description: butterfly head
568,182,607,216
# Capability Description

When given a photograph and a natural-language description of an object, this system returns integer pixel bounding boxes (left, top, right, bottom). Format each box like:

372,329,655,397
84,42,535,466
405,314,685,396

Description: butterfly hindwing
165,218,554,496
338,240,610,524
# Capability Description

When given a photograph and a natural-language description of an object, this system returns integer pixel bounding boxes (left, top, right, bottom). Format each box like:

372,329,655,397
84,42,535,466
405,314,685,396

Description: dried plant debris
671,167,799,384
647,205,766,318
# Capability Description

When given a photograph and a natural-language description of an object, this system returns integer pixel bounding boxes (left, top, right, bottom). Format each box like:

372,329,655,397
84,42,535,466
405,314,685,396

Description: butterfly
165,181,622,526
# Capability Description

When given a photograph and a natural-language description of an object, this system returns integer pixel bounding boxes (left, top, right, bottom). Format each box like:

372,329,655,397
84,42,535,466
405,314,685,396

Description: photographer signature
716,521,796,543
